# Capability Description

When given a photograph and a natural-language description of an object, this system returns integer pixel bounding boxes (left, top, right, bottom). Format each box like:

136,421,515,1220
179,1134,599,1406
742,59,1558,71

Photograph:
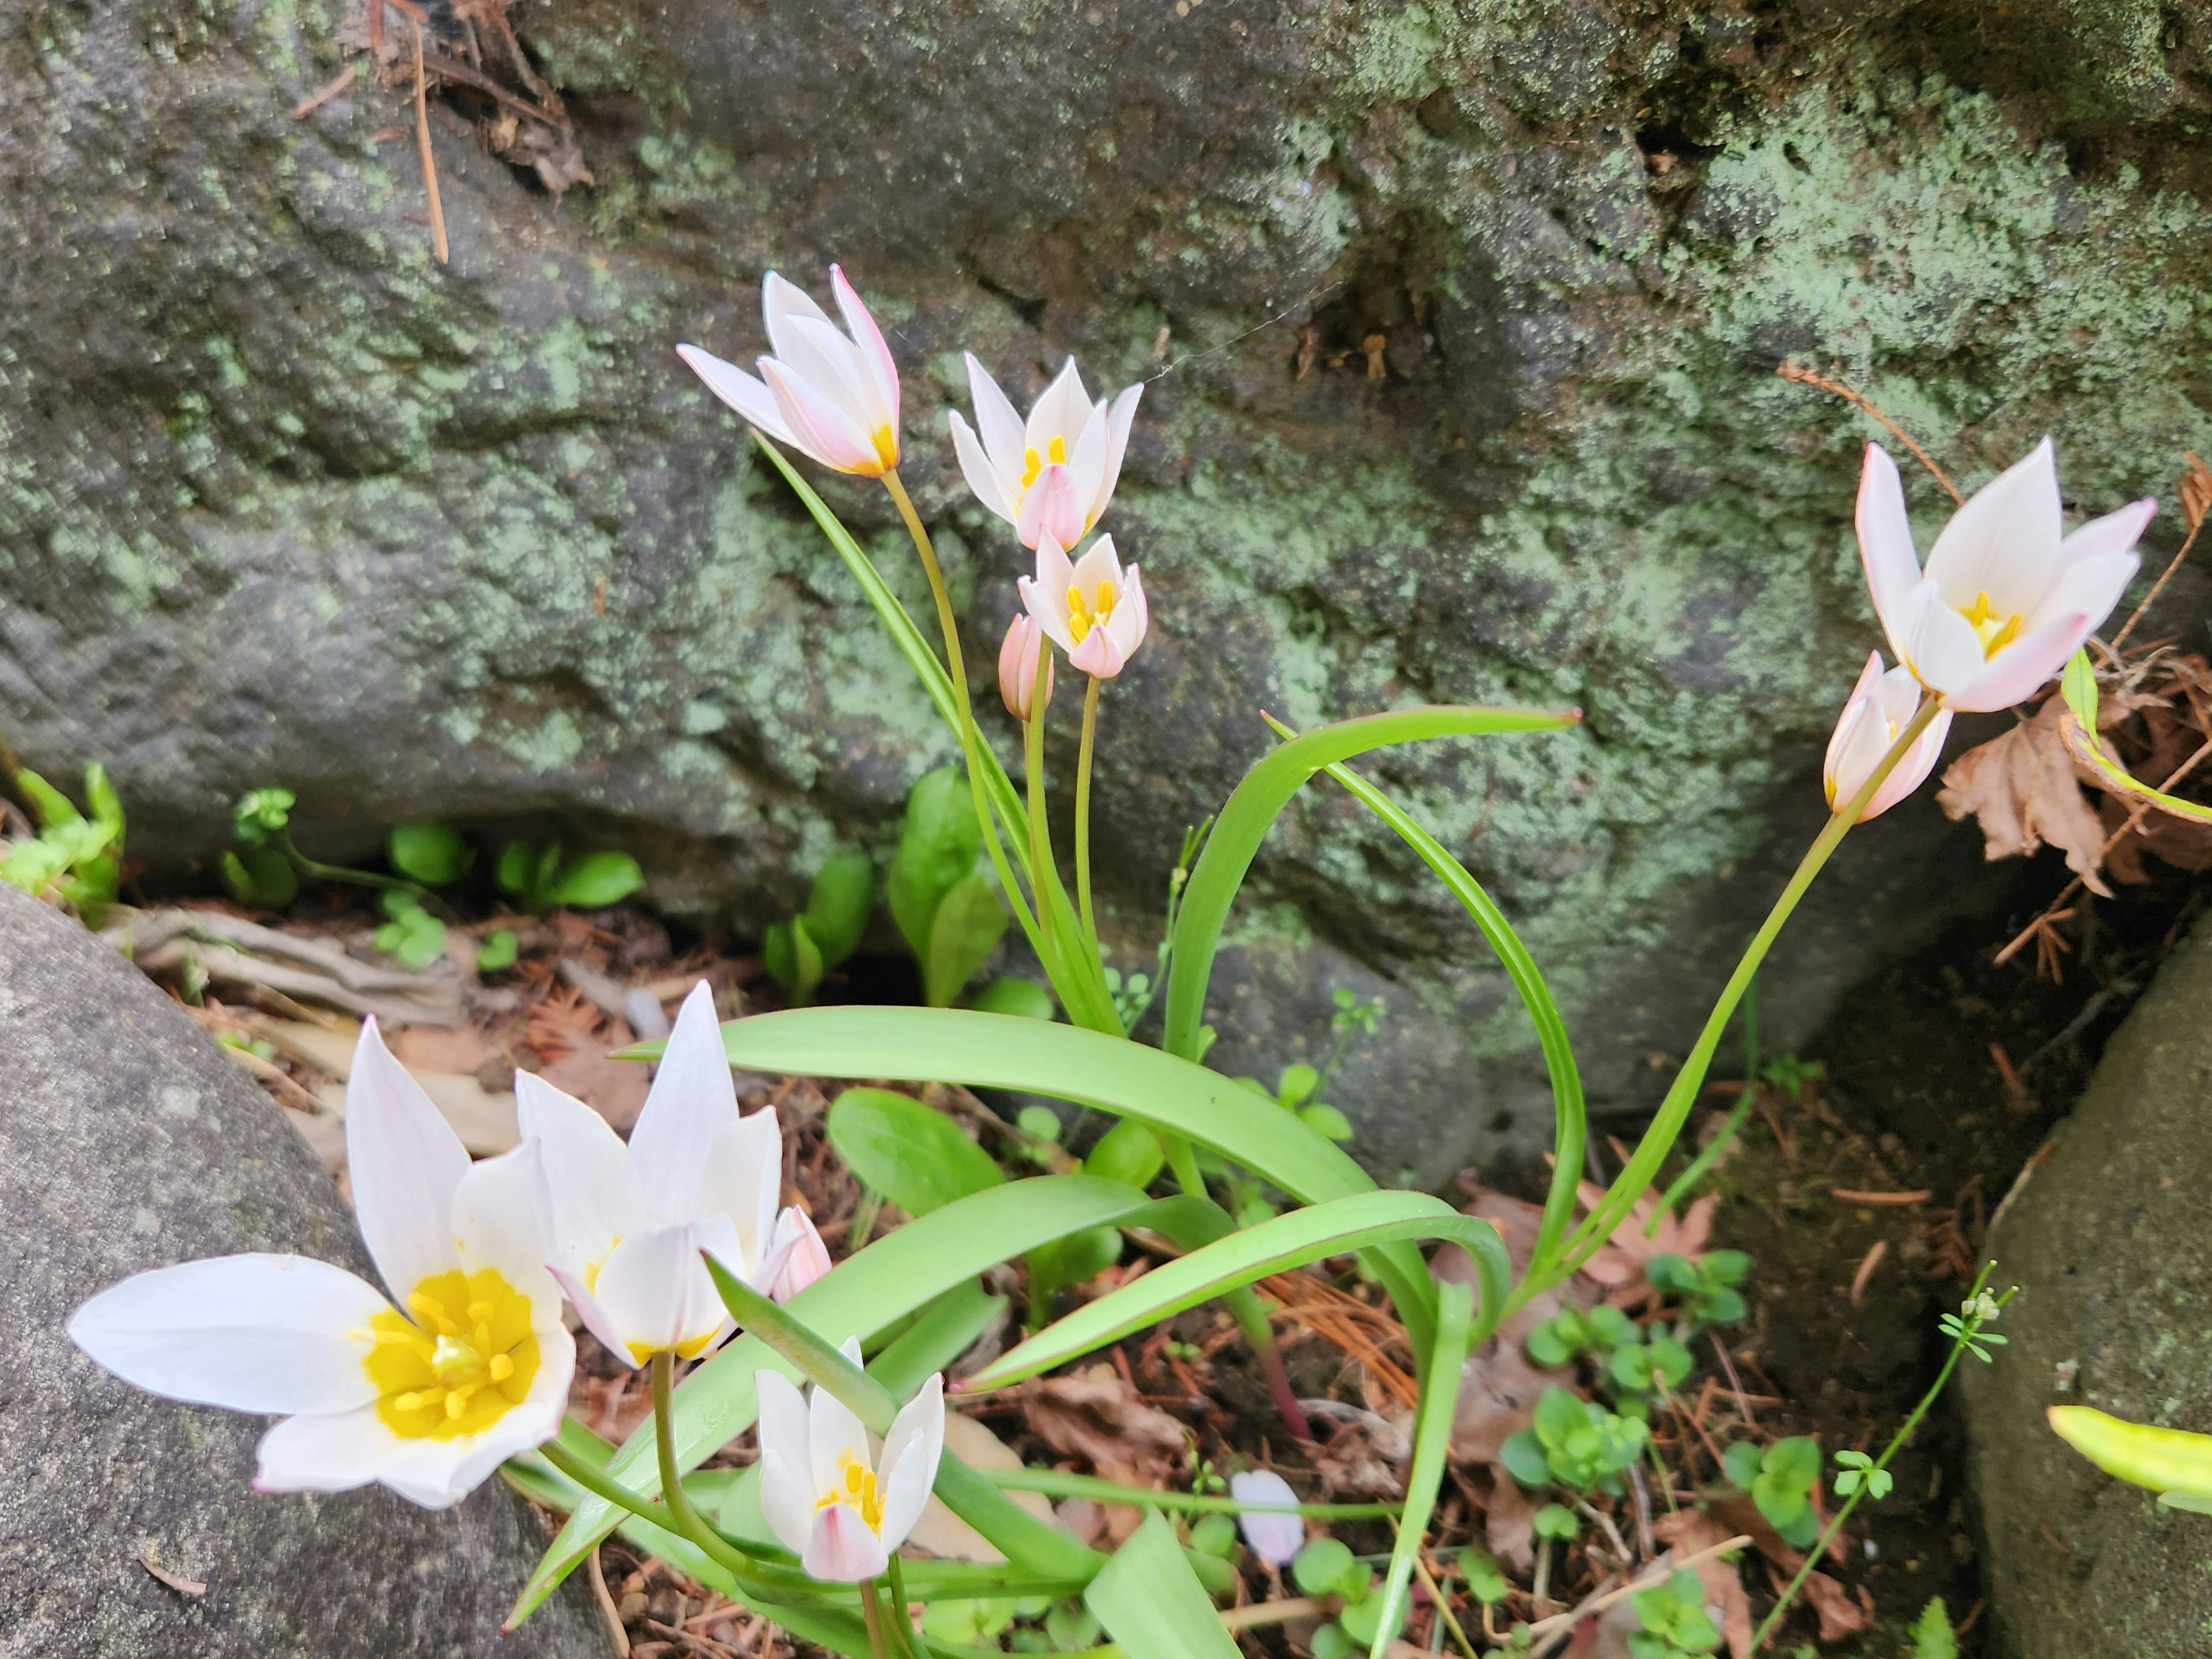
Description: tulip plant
69,266,2159,1659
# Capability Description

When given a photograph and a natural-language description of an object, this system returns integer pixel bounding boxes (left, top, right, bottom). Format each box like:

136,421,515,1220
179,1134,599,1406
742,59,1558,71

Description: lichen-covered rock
1964,914,2212,1659
0,886,607,1657
3,0,2209,1176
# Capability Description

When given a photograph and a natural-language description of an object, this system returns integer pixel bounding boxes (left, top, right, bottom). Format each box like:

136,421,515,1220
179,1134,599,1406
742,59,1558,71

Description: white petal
831,264,902,434
1069,533,1124,596
253,1406,402,1498
676,345,797,446
2027,550,2140,639
1924,438,2063,615
874,1373,945,1551
783,315,881,429
964,351,1028,483
950,411,1018,524
630,982,740,1222
769,1208,833,1304
345,1017,468,1306
450,1142,563,1327
1821,652,1887,804
2058,497,2157,571
690,1107,783,1268
1016,464,1084,551
1229,1470,1306,1567
1946,608,2096,713
1863,707,1953,819
516,1070,645,1273
1107,562,1149,659
1897,580,1986,695
69,1255,387,1415
808,1378,873,1499
805,1502,890,1582
1092,382,1142,526
757,1443,817,1556
1854,442,1921,658
591,1224,720,1361
1067,403,1109,529
756,1369,813,1470
1026,358,1093,453
550,1269,639,1370
760,272,835,363
760,357,885,475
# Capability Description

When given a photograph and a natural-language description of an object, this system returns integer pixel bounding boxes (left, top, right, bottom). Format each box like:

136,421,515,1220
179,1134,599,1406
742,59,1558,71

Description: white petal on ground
1229,1469,1306,1566
346,1016,469,1305
69,1253,387,1416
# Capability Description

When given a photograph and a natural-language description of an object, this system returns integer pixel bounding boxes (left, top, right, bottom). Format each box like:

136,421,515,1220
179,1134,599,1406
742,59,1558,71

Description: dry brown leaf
1936,701,2112,896
536,1022,650,1131
1653,1510,1755,1658
2184,450,2212,532
1483,1468,1538,1571
1452,1332,1571,1465
1801,1570,1872,1643
1302,1399,1411,1499
906,1414,1055,1562
1577,1184,1715,1308
390,1024,490,1074
1021,1366,1185,1541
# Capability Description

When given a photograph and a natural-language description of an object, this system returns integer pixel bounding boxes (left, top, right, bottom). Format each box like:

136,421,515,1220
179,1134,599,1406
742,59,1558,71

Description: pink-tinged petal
999,613,1054,720
779,316,876,416
1018,576,1078,656
1945,610,2094,713
1093,381,1143,525
1068,533,1124,596
1229,1470,1306,1566
1821,652,1888,803
768,1208,833,1303
1107,562,1148,660
1862,707,1953,819
676,344,797,446
691,1107,782,1267
69,1254,387,1415
1069,627,1128,679
631,982,740,1223
964,351,1028,482
831,264,902,433
450,1141,562,1327
950,411,1018,523
1027,357,1093,453
757,1441,817,1556
760,271,835,364
874,1373,945,1551
805,1502,890,1582
1016,464,1084,551
1925,437,2064,614
1067,402,1109,529
347,1016,468,1305
1855,442,1921,658
590,1224,718,1361
516,1070,645,1276
808,1376,873,1499
2058,497,2157,571
760,358,886,475
1896,580,1986,696
546,1265,638,1367
2028,550,2139,639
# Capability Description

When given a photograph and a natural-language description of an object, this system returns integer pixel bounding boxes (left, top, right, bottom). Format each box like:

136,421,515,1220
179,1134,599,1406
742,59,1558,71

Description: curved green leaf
1162,705,1580,1063
1086,1511,1241,1659
966,1191,1509,1389
2061,646,2212,824
514,1174,1149,1622
1369,1278,1476,1658
827,1086,1005,1215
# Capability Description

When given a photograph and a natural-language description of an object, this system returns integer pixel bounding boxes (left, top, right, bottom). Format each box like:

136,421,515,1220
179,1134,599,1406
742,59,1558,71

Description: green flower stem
1749,1263,2004,1651
647,1351,770,1588
885,1556,933,1658
882,469,1041,949
980,1467,1397,1517
1517,696,1944,1310
859,1577,895,1659
1023,654,1069,992
536,1434,795,1595
1075,673,1102,960
276,830,445,912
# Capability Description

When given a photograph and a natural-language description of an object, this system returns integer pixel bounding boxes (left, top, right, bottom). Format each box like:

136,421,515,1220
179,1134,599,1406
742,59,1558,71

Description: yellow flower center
1020,433,1068,490
363,1268,539,1441
816,1450,885,1533
1960,589,2023,658
1065,578,1118,645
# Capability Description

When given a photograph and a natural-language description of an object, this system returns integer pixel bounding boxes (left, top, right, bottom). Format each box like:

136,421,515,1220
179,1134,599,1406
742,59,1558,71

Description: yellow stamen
1047,433,1066,464
366,1268,540,1441
1020,434,1069,491
815,1452,885,1532
1065,578,1118,645
1960,589,2023,658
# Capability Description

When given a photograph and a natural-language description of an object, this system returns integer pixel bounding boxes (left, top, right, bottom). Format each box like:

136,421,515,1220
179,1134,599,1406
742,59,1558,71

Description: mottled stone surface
1965,913,2212,1659
4,0,2211,1176
0,887,607,1657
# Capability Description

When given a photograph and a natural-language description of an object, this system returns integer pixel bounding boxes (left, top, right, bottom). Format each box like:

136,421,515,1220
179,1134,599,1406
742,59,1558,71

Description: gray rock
0,886,608,1657
1965,914,2212,1659
3,0,2210,1175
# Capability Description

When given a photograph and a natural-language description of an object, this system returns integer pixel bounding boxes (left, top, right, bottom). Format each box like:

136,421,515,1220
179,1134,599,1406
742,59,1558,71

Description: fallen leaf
1936,702,2112,896
1653,1509,1755,1658
1577,1184,1716,1308
906,1414,1057,1562
390,1024,491,1074
1301,1399,1411,1500
1483,1468,1538,1571
1021,1366,1185,1541
1802,1570,1872,1643
1452,1332,1571,1465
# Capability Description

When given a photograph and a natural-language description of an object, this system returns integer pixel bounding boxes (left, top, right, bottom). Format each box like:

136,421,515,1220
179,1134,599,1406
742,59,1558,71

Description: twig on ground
411,21,449,264
589,1546,632,1657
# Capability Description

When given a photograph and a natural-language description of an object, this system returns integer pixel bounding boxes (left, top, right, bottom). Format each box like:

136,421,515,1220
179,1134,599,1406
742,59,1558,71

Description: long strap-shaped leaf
965,1191,1509,1388
514,1175,1152,1623
1161,704,1580,1065
1086,1509,1243,1659
1293,731,1588,1289
709,1006,1440,1355
1368,1278,1475,1658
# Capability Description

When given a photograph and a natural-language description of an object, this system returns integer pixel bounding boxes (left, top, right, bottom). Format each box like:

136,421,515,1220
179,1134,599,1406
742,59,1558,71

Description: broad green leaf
889,766,981,954
1163,704,1579,1065
869,1280,1005,1397
2050,1404,2212,1505
2059,652,2212,824
514,1175,1145,1622
1085,1510,1241,1659
825,1086,1005,1216
763,916,824,1004
804,849,877,966
702,1005,1442,1360
967,1191,1509,1389
968,974,1056,1020
223,846,298,908
495,838,534,895
1083,1116,1166,1189
476,929,520,973
1370,1277,1474,1657
1299,737,1588,1283
924,870,1007,1007
84,764,124,836
546,849,645,908
386,819,474,885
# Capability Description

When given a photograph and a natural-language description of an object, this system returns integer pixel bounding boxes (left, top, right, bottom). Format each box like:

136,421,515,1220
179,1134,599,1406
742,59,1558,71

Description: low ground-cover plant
67,267,2150,1657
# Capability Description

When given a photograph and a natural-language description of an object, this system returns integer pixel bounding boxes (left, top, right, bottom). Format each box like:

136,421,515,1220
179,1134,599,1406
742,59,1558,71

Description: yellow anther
445,1391,467,1421
1021,446,1042,488
488,1353,516,1382
1960,589,2023,658
1047,434,1067,464
395,1392,426,1413
1094,578,1116,618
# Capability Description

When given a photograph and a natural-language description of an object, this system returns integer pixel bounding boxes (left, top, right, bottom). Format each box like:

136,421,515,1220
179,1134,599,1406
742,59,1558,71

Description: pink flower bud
999,612,1055,719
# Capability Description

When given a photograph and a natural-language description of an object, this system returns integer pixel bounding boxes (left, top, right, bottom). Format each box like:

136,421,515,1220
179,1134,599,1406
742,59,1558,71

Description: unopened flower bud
999,612,1054,720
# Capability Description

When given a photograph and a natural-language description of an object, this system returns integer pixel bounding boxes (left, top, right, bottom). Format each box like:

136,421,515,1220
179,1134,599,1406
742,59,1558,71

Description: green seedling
888,766,1007,1007
1293,1537,1403,1659
1502,1385,1649,1495
2,763,124,923
1722,1436,1821,1548
495,839,645,914
1646,1249,1751,1330
1237,1062,1354,1145
374,890,448,971
1628,1567,1721,1658
764,848,876,1005
1831,1449,1891,1501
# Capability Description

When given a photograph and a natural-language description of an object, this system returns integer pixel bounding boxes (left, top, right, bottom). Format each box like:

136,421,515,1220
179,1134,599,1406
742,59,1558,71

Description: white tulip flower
1857,439,2154,713
679,268,903,476
756,1342,945,1581
950,355,1141,551
521,982,793,1367
1019,533,1149,679
68,1021,573,1509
